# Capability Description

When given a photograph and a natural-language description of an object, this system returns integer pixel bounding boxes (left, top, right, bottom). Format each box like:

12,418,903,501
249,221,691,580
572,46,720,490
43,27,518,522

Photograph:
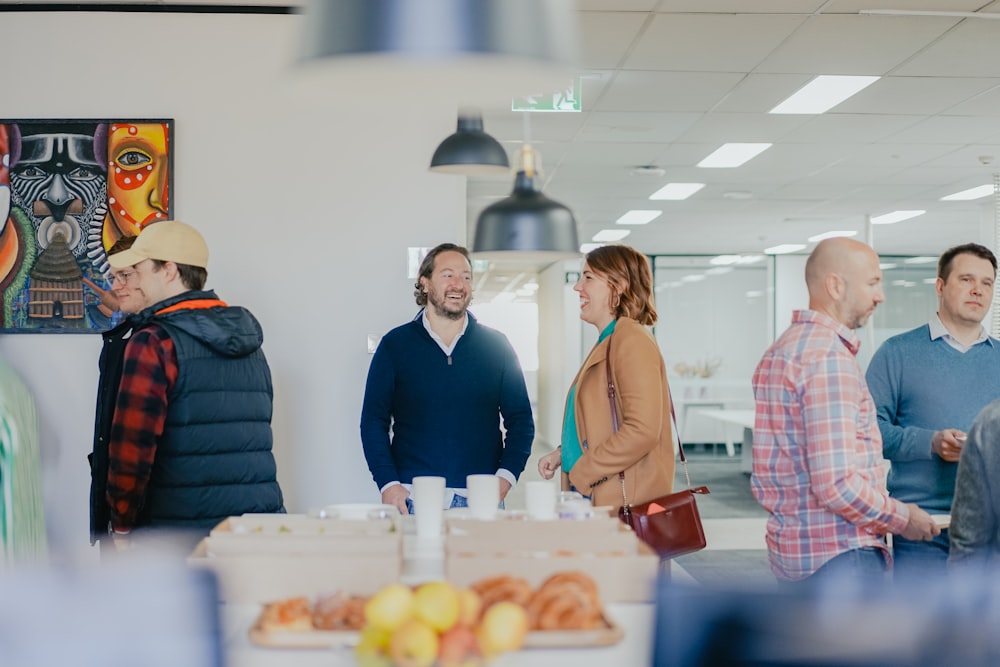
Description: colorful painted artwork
0,119,174,332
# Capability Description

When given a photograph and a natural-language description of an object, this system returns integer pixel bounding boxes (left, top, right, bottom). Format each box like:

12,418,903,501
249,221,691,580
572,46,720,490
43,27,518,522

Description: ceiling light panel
808,230,858,242
616,210,662,225
764,243,807,255
770,75,879,115
940,184,994,201
649,182,705,200
697,143,772,168
592,229,631,242
870,210,925,225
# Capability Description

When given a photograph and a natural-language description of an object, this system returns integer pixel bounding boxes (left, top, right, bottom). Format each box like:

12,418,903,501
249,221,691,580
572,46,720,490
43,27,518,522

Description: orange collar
155,298,228,315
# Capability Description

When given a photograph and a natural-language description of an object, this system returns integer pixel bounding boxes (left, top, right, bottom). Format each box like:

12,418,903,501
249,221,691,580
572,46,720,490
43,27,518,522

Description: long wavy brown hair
585,245,657,326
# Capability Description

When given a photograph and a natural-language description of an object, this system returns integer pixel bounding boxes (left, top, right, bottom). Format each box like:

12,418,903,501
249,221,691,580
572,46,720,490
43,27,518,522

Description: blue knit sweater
360,312,534,490
866,324,1000,511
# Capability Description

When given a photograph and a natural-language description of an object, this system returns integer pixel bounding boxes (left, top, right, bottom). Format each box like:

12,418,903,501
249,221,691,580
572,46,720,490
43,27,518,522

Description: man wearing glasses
95,221,284,555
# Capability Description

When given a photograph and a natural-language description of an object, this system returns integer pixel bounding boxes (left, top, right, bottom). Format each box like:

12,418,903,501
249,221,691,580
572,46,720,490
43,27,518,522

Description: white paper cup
466,474,500,520
412,476,446,539
525,480,557,520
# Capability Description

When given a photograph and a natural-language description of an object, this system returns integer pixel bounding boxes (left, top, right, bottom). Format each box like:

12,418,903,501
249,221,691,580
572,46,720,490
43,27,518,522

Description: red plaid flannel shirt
106,324,177,532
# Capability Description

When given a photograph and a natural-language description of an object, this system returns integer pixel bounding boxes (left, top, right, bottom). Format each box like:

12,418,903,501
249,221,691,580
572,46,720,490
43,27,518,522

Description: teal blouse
561,320,617,473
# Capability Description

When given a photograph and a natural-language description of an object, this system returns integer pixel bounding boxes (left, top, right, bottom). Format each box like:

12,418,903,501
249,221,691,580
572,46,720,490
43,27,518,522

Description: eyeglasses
110,269,139,286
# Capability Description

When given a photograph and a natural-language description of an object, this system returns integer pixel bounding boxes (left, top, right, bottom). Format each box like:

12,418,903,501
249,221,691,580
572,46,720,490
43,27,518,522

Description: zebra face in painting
9,131,107,260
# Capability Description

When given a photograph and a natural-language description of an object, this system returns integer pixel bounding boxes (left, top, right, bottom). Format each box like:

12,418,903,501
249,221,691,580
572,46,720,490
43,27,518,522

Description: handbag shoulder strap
605,331,695,501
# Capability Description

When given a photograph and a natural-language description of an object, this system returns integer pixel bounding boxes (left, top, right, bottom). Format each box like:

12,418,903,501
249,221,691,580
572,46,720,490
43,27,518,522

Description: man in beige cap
99,221,284,554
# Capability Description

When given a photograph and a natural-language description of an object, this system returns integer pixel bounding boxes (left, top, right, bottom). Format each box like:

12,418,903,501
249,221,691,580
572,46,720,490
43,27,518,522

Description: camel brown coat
567,318,676,508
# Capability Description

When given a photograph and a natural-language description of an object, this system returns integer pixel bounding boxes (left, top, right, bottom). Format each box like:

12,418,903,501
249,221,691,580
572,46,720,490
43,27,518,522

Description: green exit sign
512,78,582,112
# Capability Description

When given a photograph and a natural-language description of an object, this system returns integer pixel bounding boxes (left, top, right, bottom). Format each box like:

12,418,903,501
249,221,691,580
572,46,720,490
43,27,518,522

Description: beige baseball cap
108,221,209,270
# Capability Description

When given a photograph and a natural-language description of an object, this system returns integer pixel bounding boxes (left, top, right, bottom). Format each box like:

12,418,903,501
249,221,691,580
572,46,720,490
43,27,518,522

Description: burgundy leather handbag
605,333,710,560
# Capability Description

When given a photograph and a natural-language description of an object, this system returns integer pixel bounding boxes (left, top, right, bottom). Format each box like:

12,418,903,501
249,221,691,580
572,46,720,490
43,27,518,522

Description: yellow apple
438,624,481,667
413,580,460,632
387,618,439,667
355,624,392,654
353,648,392,667
455,587,483,627
477,601,529,657
364,583,415,632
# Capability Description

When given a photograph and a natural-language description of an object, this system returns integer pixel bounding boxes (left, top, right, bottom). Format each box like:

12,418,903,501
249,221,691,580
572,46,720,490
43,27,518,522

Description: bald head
805,237,884,329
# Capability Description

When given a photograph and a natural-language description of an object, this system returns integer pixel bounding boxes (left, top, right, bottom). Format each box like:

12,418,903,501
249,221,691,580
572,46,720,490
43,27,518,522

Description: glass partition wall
652,256,770,451
651,254,939,451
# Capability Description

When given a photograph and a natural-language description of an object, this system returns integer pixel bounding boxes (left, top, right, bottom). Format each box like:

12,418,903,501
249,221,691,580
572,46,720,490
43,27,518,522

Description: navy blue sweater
360,312,534,490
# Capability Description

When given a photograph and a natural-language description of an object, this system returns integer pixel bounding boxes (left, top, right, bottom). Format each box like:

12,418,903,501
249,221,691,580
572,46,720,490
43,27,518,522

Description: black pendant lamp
430,111,510,175
473,145,580,261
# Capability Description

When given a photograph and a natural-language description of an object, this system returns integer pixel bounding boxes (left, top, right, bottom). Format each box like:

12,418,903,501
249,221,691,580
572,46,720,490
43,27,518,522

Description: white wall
0,12,467,564
536,259,585,449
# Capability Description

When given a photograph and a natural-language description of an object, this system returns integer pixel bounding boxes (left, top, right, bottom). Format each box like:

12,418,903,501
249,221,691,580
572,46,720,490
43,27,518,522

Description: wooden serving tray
248,614,624,649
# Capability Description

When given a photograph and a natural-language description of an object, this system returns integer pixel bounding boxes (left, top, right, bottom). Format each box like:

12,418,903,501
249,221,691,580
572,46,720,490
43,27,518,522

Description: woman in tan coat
538,245,675,509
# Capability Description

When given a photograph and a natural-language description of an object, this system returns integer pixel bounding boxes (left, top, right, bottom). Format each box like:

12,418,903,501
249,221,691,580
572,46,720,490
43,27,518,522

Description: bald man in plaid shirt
751,238,938,584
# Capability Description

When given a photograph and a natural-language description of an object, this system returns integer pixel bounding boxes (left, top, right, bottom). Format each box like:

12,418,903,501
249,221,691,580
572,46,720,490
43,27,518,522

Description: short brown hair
413,243,472,306
107,235,136,256
150,259,208,291
938,243,997,282
585,245,657,326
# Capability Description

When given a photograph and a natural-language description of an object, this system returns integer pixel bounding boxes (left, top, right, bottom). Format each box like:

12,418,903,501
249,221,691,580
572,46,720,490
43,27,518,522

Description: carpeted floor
672,450,774,586
676,450,767,520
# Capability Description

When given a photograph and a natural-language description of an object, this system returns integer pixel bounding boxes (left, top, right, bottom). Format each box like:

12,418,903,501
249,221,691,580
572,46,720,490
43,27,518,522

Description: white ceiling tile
656,0,827,12
893,20,1000,77
711,73,814,113
624,14,804,72
781,114,923,144
578,111,702,143
824,0,994,12
756,15,958,75
835,76,1000,114
595,70,745,111
886,116,1000,145
576,0,661,10
577,11,648,70
676,112,810,143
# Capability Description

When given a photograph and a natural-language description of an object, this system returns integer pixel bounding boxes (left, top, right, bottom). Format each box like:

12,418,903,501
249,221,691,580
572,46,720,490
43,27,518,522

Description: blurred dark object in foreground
655,571,1000,667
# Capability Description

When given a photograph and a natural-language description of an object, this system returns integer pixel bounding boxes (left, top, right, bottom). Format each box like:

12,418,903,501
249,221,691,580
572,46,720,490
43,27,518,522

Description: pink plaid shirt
751,310,910,581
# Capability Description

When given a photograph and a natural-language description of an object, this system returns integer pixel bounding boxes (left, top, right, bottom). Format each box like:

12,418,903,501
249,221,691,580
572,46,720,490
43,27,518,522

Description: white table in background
696,409,756,472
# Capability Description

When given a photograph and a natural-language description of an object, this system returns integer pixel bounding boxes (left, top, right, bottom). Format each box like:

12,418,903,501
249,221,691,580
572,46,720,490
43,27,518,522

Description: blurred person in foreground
866,243,1000,578
102,221,284,554
360,243,534,514
537,245,674,510
752,237,938,585
0,352,47,564
948,396,1000,572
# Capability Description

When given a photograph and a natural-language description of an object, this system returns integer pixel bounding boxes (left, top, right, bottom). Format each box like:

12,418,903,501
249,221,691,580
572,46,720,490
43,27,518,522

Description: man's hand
932,428,967,463
537,449,561,480
498,477,512,501
382,484,410,514
899,503,941,541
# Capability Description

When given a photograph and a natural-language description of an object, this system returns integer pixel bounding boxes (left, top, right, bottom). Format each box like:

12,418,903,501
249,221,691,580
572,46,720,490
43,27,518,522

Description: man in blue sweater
360,243,535,514
866,242,1000,578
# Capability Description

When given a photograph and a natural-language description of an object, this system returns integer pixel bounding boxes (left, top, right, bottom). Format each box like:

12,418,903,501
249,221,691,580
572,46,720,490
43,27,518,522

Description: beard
427,288,471,320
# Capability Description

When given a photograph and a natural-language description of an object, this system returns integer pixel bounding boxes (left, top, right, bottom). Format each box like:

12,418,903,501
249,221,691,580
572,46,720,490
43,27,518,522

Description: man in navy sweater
866,242,1000,579
360,243,535,514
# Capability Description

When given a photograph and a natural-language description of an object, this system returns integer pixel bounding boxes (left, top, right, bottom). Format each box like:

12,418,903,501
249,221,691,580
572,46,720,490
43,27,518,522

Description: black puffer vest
134,290,284,531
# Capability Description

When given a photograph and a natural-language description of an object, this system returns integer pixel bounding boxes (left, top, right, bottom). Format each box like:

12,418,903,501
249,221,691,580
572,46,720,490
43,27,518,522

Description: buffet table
202,513,659,666
222,601,655,667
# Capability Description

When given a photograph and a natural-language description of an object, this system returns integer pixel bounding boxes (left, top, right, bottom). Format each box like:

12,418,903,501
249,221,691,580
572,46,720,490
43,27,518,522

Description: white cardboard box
187,514,403,603
443,518,659,602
